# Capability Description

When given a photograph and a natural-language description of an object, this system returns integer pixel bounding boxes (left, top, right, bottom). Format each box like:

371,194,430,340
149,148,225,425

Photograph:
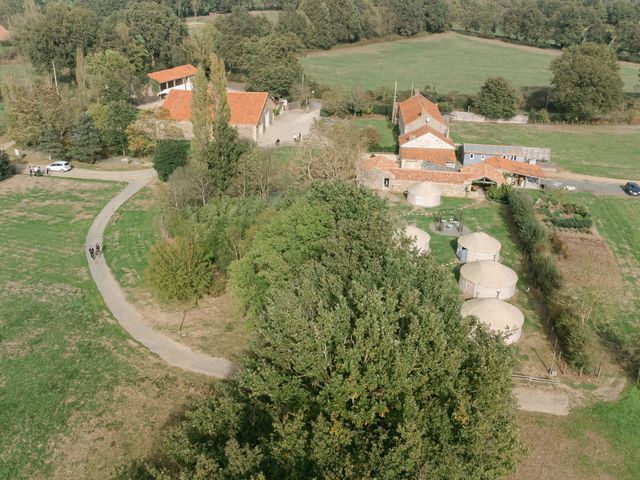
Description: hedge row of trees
507,189,594,370
122,181,523,479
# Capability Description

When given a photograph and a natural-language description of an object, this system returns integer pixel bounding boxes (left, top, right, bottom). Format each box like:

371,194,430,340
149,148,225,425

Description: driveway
541,178,629,197
257,104,321,147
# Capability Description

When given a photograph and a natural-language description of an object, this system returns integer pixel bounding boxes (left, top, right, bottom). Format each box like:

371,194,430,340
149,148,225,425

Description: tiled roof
400,147,456,166
360,155,400,171
162,89,270,126
398,93,446,128
459,162,506,184
399,124,453,146
148,64,198,84
0,25,10,42
485,156,545,178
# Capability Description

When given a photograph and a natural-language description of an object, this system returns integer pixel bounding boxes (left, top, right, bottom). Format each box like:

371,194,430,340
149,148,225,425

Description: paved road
257,105,321,147
52,167,238,378
541,178,630,196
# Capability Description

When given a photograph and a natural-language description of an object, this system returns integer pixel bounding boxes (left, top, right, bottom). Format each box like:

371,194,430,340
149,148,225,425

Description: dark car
624,182,640,196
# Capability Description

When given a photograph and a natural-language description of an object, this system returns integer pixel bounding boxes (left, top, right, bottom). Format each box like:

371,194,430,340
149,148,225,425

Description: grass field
351,117,397,150
301,32,640,95
0,177,207,479
450,122,640,179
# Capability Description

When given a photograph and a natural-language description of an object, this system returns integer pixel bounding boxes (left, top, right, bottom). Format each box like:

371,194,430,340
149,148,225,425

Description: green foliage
85,49,136,103
125,123,156,158
475,76,520,119
551,42,624,121
0,149,13,181
321,85,371,117
190,66,212,169
507,189,547,255
146,236,214,305
88,100,137,154
153,140,189,181
551,295,594,370
530,252,563,297
68,112,103,163
486,184,513,203
300,0,375,49
247,62,301,98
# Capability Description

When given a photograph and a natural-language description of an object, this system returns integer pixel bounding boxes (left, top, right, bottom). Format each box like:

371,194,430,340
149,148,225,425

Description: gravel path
78,170,236,378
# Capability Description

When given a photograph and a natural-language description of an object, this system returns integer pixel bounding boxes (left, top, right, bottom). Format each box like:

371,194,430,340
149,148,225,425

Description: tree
616,21,640,57
88,100,137,154
424,0,451,33
277,4,312,45
475,76,520,119
233,148,282,199
247,62,301,98
385,0,425,36
0,149,13,181
69,112,103,163
85,50,137,103
126,123,156,158
153,139,189,181
550,42,624,120
146,236,214,330
190,66,212,169
123,182,522,478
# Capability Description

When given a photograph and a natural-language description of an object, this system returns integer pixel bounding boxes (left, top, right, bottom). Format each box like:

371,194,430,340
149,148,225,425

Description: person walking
46,167,50,175
28,166,32,177
95,243,101,257
89,247,95,259
275,138,280,147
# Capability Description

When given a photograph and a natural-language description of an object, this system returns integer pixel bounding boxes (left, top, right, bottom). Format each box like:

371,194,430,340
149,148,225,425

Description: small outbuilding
458,260,518,300
405,224,431,253
407,182,441,208
461,298,524,344
456,231,501,262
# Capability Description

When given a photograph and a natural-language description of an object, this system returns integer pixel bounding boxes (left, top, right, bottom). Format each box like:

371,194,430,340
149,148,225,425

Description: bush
487,184,512,203
551,295,594,370
153,140,189,181
475,76,520,119
508,189,547,254
0,149,14,181
531,252,563,296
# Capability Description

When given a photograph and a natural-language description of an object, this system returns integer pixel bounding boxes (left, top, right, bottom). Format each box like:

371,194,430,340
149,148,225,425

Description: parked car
624,182,640,196
47,161,72,172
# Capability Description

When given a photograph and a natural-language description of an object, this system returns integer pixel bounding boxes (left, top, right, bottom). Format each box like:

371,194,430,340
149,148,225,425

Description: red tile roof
399,124,454,146
398,93,446,128
0,25,10,42
147,64,197,84
459,162,506,184
400,147,456,166
485,157,545,178
162,89,270,126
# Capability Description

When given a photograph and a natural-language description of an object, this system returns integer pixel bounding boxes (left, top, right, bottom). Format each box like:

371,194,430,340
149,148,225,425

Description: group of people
28,165,49,176
88,243,101,260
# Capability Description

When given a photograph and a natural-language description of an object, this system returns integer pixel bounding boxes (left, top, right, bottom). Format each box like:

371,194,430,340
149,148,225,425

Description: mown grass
302,32,640,95
0,178,135,479
450,122,640,179
350,117,396,150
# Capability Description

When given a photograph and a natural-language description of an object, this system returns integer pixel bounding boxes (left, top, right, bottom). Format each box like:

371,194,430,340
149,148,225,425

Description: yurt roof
461,298,524,332
457,231,501,252
460,260,518,288
405,224,430,244
407,181,440,197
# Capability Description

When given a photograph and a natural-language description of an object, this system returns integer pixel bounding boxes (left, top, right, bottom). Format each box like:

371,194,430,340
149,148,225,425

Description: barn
458,260,518,300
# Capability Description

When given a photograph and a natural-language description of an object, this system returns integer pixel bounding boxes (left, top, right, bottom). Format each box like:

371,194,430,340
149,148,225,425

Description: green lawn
351,117,397,150
104,187,161,290
450,122,640,180
302,32,640,95
0,178,133,478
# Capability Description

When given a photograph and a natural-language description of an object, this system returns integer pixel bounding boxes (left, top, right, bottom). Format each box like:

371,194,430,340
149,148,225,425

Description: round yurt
405,224,431,253
407,182,441,208
461,298,524,344
456,231,501,262
458,260,518,300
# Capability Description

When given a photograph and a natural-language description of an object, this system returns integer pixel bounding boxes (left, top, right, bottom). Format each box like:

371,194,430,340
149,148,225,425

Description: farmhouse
396,93,448,136
358,155,505,197
147,64,198,98
162,89,277,142
461,143,551,165
398,125,457,170
485,156,545,188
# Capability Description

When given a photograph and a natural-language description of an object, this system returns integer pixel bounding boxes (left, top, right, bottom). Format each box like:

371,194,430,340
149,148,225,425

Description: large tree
190,66,212,169
68,112,103,163
475,76,520,119
0,149,14,181
121,182,522,479
550,42,624,120
85,50,137,103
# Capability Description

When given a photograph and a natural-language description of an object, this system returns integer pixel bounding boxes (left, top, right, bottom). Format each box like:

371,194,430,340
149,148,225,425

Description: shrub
531,252,563,296
508,189,547,254
153,140,189,181
487,184,512,203
551,295,594,370
475,76,520,119
0,149,14,181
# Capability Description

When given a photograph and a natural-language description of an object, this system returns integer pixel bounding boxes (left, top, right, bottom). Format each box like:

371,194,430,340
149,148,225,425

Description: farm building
461,298,524,344
147,64,198,98
358,155,505,198
405,224,430,253
485,156,545,188
458,260,518,300
407,181,441,207
461,144,551,166
399,125,457,170
456,231,501,262
162,89,277,142
396,93,448,137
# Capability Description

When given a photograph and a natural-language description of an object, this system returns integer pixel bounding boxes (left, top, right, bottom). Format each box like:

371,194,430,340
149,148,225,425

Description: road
542,169,635,196
257,104,321,147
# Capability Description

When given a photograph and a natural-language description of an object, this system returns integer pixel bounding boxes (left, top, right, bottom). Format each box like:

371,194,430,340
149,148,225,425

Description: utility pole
301,73,305,106
51,60,59,95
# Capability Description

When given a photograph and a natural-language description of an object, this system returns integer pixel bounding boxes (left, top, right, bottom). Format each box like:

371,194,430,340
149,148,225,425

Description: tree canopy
475,76,520,119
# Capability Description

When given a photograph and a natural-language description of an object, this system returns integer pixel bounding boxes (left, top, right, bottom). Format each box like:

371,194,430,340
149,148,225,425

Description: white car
47,161,72,172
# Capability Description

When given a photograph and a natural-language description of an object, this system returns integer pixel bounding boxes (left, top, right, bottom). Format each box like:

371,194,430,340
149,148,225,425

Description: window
469,153,474,159
383,178,390,188
481,155,485,160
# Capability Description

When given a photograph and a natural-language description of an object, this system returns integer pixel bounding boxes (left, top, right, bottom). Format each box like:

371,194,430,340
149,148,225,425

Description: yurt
456,231,501,262
405,224,430,253
461,298,524,344
407,182,441,207
458,260,518,300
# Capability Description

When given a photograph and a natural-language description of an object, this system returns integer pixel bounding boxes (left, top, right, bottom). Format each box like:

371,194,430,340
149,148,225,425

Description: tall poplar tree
190,65,212,169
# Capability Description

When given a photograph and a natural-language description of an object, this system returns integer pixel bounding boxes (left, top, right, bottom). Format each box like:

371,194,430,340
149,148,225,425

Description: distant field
450,122,640,179
302,32,640,95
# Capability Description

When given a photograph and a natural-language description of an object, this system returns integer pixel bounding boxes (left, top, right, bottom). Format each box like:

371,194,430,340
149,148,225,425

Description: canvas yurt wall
407,182,441,208
405,224,430,253
458,260,518,300
461,298,524,344
456,231,501,262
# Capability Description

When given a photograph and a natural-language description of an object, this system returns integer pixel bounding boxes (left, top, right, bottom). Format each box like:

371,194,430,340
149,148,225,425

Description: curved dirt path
82,171,236,378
